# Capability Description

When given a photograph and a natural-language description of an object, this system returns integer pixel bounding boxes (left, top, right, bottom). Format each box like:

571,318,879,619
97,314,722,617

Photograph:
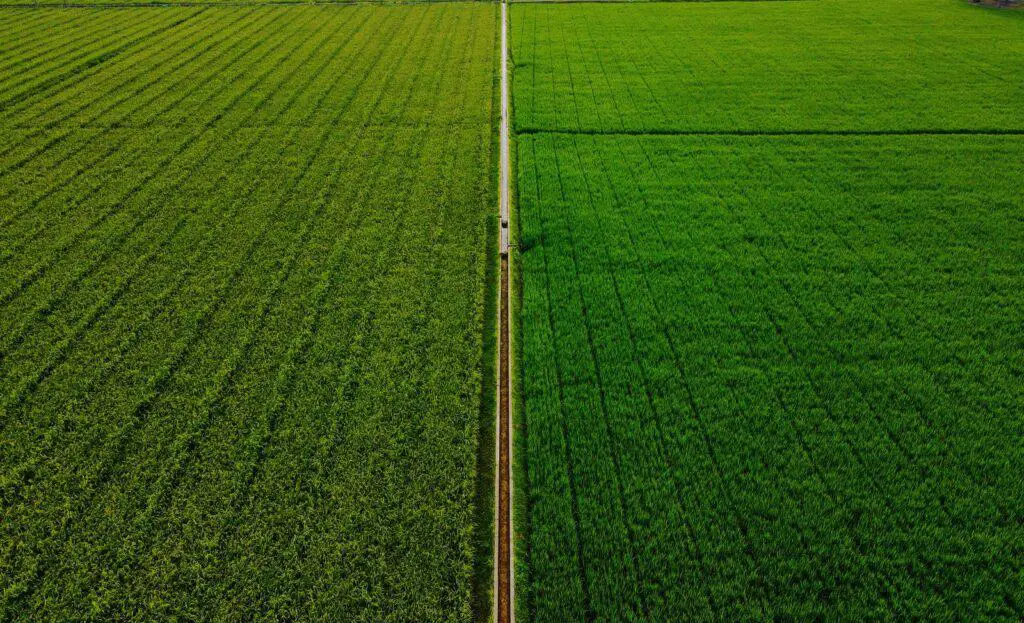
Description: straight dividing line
517,128,1024,136
495,2,514,623
0,0,811,7
0,0,479,7
508,0,813,4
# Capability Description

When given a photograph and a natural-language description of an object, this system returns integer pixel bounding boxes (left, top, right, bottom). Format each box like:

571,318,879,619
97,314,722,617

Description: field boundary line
511,0,812,4
0,0,484,8
0,0,810,7
517,127,1024,136
495,1,514,622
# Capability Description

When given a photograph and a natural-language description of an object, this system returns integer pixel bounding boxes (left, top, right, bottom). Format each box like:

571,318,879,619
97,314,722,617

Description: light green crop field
513,0,1024,620
0,5,497,621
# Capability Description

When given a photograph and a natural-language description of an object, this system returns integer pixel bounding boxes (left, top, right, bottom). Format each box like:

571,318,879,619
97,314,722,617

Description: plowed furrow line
0,192,285,609
1,197,241,499
3,7,237,133
0,6,336,475
0,5,382,493
304,0,478,511
0,9,127,76
0,10,70,47
125,200,307,548
197,27,447,592
0,213,195,420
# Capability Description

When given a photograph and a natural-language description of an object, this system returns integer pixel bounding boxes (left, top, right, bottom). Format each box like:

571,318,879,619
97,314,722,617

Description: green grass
513,0,1024,620
0,4,497,620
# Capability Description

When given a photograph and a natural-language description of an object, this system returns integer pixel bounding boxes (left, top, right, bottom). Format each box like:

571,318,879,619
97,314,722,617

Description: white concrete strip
499,0,510,255
495,3,515,623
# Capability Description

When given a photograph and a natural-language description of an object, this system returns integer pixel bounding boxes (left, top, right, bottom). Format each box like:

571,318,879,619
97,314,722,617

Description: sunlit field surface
0,5,497,620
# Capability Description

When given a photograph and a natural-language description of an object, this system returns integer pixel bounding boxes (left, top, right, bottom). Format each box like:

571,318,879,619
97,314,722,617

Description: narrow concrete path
495,1,514,622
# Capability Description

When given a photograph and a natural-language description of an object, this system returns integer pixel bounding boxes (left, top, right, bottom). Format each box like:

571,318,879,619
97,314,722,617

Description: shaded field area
511,0,1024,133
0,4,497,620
518,133,1024,620
513,0,1024,620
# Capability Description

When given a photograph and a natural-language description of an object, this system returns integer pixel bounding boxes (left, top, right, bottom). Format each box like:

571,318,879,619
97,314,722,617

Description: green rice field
513,0,1024,620
1,0,1022,620
0,5,497,620
512,0,1024,133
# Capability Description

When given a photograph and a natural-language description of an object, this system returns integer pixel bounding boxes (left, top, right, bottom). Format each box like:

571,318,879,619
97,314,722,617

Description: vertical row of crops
512,0,1024,620
0,5,498,620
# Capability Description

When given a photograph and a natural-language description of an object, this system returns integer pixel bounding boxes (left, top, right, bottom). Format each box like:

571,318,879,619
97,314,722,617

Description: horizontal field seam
0,0,809,7
9,121,491,130
517,128,1024,137
0,0,484,8
512,0,813,4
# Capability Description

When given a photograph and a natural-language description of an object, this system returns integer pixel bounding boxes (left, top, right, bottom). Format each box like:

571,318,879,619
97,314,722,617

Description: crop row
517,132,1024,621
0,4,497,621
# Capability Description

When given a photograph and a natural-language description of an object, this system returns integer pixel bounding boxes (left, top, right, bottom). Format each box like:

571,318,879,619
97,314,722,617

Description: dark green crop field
0,4,497,620
512,0,1024,134
513,0,1024,620
518,133,1024,621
